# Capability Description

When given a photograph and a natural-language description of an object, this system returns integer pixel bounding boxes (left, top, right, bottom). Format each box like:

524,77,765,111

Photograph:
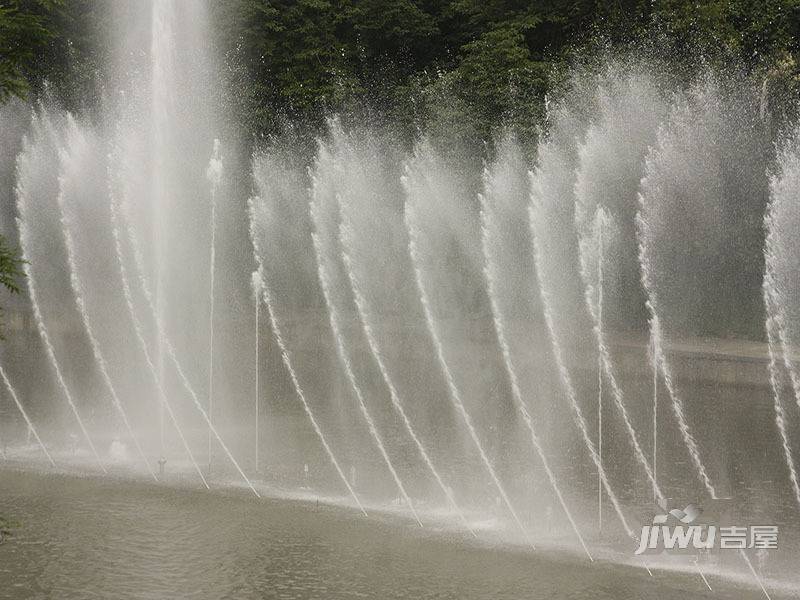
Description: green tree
0,235,22,295
0,234,23,337
0,0,59,102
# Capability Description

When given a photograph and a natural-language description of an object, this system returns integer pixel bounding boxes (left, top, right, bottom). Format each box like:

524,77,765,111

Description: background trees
0,0,58,102
0,234,23,338
3,0,800,141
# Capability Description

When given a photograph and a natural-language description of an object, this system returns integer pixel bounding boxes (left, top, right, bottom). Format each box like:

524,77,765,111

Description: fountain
336,128,474,533
404,142,532,545
480,133,591,558
206,139,222,473
529,90,635,540
14,109,105,473
249,189,366,515
251,270,262,475
0,363,53,466
1,3,799,598
764,125,800,508
56,117,155,480
311,130,422,525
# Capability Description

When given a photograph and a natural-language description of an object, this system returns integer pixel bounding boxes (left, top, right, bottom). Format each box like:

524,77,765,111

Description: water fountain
1,3,799,597
0,364,53,466
404,142,532,545
14,109,105,473
251,270,262,475
480,133,591,558
56,117,155,480
310,130,422,525
336,127,474,533
764,126,800,508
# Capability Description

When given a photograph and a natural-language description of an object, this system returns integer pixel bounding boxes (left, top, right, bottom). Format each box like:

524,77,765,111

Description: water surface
0,469,785,600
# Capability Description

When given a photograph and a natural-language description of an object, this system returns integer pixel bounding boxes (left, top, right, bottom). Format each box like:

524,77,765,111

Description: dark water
0,469,788,600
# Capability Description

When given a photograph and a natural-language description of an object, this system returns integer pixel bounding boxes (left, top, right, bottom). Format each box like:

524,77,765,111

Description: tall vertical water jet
479,134,591,558
56,118,155,480
107,127,209,489
651,335,658,504
248,192,366,515
143,0,222,459
403,143,531,545
206,139,222,472
107,145,208,489
576,206,663,502
150,0,175,452
117,190,257,496
311,133,421,524
15,110,105,472
0,364,54,466
597,219,603,532
251,270,261,475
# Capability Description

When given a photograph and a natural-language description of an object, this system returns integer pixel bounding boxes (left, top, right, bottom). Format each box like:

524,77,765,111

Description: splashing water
572,68,667,506
529,203,634,539
14,111,105,473
56,118,155,480
527,92,636,539
118,181,258,497
763,278,800,507
635,75,776,598
205,139,221,471
576,207,663,502
311,225,420,524
479,137,591,559
404,174,532,547
340,215,474,534
329,119,472,529
251,270,261,475
249,194,365,515
107,155,208,490
764,129,800,412
762,130,800,507
3,42,800,597
637,140,719,498
310,135,421,523
641,305,717,498
635,79,733,499
0,363,54,466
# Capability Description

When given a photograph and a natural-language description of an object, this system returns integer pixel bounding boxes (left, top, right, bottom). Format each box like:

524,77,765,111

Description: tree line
2,1,800,140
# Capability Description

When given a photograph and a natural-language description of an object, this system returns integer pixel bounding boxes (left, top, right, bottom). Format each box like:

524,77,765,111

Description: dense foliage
0,235,22,296
0,233,23,337
2,0,800,141
212,0,800,141
0,0,55,102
